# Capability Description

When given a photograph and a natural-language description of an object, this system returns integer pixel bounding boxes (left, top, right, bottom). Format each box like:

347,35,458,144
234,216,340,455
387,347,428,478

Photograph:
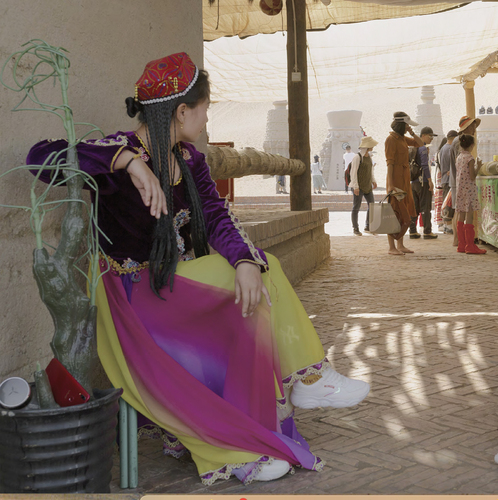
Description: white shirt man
343,146,356,193
343,148,356,170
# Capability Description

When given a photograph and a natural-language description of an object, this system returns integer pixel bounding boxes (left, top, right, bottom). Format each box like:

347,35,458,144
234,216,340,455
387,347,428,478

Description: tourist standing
434,137,447,232
455,134,486,254
449,115,481,246
343,145,356,193
349,136,378,236
439,130,458,234
440,131,458,201
385,111,424,255
275,175,288,194
409,126,438,240
311,154,327,194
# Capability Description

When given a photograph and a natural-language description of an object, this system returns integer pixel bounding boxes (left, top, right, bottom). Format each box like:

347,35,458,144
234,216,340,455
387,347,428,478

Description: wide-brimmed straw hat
458,115,481,133
359,136,378,149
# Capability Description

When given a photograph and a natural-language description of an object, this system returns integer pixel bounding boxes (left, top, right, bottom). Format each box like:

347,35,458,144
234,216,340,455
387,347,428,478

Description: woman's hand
476,157,483,174
406,126,424,146
234,262,272,318
127,159,168,219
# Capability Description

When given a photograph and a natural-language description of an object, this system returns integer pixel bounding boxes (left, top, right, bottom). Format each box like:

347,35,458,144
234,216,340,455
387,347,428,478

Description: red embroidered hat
135,52,199,105
458,115,481,133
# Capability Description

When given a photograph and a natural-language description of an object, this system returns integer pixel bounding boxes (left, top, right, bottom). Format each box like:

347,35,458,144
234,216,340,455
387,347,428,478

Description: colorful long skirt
434,169,443,226
96,253,327,484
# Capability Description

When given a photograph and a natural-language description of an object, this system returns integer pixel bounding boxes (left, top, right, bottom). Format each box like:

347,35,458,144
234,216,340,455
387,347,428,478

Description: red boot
457,221,466,253
464,224,486,254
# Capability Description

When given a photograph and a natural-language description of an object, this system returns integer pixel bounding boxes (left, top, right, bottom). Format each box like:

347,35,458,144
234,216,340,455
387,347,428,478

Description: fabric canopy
461,50,498,82
203,0,481,41
204,2,498,102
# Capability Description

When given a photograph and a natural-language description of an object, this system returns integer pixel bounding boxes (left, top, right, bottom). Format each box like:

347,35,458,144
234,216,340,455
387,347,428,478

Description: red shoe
464,224,486,254
457,221,466,253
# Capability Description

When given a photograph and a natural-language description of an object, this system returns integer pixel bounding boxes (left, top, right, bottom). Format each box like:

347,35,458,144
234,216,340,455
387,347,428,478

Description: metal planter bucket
0,387,122,493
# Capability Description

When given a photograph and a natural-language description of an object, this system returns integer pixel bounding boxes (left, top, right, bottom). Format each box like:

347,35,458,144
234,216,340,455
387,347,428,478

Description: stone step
233,192,387,211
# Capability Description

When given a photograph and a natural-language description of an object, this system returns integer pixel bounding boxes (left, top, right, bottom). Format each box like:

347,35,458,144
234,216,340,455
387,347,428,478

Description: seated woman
27,52,370,485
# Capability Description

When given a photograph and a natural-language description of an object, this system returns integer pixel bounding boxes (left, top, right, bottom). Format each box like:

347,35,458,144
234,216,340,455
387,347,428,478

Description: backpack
344,153,362,186
409,146,422,182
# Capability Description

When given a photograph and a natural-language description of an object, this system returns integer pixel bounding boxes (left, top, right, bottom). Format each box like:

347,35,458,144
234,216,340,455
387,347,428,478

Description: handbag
441,190,454,219
369,195,401,234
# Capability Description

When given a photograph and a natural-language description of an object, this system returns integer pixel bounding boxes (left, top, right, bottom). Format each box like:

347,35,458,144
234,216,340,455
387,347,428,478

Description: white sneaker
253,459,291,481
290,367,370,409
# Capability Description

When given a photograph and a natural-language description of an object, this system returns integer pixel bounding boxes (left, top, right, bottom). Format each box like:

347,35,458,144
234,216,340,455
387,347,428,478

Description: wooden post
463,80,479,229
286,0,311,211
463,80,478,156
463,80,476,119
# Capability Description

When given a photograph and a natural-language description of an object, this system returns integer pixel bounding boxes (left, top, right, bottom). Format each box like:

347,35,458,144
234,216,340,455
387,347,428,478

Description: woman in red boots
455,134,486,254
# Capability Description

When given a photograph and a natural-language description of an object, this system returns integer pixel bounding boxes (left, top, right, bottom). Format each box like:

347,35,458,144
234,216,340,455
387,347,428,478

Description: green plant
0,40,110,395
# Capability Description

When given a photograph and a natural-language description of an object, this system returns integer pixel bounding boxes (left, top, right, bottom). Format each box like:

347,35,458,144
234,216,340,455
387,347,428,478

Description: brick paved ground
110,226,498,496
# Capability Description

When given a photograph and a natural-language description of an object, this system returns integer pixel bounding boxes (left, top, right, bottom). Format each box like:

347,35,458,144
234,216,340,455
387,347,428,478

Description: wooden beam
286,0,312,211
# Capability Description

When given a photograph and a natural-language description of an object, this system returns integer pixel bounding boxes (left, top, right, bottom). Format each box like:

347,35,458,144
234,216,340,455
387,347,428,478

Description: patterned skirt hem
282,358,330,389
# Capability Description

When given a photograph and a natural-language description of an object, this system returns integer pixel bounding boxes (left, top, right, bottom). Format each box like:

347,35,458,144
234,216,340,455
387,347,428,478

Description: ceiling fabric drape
204,2,498,102
202,0,476,41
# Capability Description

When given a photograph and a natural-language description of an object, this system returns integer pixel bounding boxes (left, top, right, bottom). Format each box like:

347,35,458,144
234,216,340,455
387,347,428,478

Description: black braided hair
125,70,210,297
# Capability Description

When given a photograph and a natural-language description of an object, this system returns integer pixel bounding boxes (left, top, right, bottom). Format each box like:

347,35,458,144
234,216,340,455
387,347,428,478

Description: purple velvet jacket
27,131,267,270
